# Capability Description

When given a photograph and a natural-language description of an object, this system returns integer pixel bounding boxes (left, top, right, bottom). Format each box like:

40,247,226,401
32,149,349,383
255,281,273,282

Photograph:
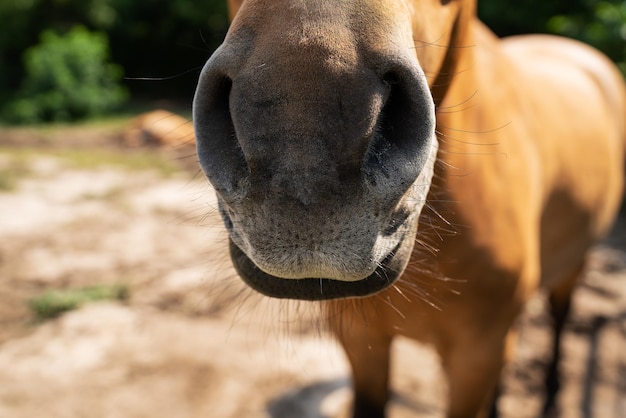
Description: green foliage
53,148,179,177
547,0,626,74
479,0,626,75
0,0,229,113
0,0,623,117
4,26,127,124
104,0,228,99
29,284,129,320
0,159,30,192
478,0,574,36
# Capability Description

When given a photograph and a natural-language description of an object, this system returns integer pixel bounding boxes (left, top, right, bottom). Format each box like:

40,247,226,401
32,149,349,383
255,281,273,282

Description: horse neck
433,17,508,158
424,18,511,231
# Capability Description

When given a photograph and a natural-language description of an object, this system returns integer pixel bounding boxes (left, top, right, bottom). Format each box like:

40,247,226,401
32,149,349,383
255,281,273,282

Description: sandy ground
0,125,624,418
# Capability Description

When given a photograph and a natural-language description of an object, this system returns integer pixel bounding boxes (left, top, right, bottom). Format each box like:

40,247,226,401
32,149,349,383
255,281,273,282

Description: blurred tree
479,0,626,74
0,0,228,114
0,0,623,123
478,0,582,36
4,26,127,123
547,0,626,74
101,0,228,100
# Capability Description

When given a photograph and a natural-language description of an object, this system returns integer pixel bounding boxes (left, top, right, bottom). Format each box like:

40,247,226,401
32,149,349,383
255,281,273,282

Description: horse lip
228,238,404,300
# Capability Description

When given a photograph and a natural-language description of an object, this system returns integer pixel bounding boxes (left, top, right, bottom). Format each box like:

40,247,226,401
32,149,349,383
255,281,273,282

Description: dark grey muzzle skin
193,19,437,301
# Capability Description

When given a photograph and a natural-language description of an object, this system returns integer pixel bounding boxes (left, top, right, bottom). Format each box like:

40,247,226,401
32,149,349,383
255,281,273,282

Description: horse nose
194,34,437,210
193,46,249,201
361,60,437,201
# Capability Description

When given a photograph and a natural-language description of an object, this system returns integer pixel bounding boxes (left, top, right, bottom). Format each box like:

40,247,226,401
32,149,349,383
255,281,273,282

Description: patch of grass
0,115,133,137
0,159,32,192
0,100,190,130
52,148,179,177
79,185,125,202
0,172,13,191
29,284,129,320
0,147,179,178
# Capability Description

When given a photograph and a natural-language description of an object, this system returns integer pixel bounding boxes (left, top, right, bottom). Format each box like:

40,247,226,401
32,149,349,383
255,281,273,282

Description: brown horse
193,0,626,417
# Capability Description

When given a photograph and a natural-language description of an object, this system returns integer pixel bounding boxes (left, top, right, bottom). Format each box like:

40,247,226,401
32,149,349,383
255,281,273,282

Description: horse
193,0,626,417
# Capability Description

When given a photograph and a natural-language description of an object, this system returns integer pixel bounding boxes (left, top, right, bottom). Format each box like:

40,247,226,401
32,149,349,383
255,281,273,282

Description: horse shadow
266,377,437,418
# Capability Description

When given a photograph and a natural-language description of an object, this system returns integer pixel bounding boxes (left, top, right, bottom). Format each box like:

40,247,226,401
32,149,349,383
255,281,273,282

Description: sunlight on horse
193,1,626,417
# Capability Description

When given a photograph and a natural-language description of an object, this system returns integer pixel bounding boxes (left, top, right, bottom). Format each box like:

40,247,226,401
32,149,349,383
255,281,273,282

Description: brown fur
194,1,626,417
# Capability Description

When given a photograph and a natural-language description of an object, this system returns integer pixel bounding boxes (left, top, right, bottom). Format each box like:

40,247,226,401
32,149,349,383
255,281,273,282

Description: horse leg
543,263,583,416
487,385,502,418
342,333,392,418
440,326,518,418
329,310,392,418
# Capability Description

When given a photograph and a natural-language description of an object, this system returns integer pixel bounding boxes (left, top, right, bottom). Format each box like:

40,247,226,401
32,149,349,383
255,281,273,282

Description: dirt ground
0,123,624,418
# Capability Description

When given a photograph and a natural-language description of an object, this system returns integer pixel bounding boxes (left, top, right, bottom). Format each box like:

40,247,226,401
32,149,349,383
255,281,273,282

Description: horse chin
228,234,413,301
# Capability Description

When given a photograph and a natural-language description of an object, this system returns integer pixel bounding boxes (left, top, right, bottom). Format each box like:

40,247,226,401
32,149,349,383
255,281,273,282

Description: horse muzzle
193,3,438,299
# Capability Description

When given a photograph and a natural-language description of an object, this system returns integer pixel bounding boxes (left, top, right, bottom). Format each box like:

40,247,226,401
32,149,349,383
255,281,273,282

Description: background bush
4,26,127,124
0,0,623,124
478,0,626,74
546,0,626,74
0,0,228,119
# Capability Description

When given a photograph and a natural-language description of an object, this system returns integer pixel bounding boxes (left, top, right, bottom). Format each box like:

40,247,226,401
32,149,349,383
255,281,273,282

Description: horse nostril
362,65,436,199
193,66,249,201
382,71,401,87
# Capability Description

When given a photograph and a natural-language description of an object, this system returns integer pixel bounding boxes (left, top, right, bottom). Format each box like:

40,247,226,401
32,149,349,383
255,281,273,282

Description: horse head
193,0,474,299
